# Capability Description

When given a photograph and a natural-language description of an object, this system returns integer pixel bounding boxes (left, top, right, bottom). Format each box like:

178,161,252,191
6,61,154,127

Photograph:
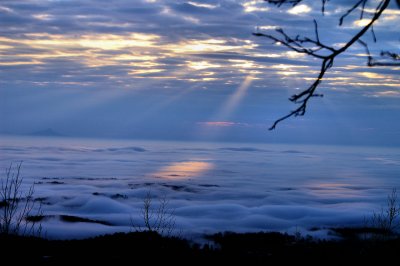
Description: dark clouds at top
0,0,399,146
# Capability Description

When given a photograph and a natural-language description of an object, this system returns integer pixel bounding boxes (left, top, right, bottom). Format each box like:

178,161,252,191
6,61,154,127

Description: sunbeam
195,75,254,139
215,75,254,121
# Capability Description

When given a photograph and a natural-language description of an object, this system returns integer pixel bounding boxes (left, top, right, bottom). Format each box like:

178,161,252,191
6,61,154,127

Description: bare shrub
365,188,400,239
132,191,176,236
0,162,43,236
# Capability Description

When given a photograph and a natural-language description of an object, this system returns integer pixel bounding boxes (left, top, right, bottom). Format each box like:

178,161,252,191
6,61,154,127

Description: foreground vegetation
1,230,400,264
2,164,400,263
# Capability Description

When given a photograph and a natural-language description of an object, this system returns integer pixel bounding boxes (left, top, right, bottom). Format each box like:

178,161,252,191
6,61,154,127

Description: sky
0,0,399,146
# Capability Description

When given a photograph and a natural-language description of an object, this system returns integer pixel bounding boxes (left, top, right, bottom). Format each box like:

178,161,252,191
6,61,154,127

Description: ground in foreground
1,230,400,264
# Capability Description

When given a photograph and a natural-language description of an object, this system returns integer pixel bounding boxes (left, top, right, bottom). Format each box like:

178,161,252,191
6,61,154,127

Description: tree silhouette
254,0,400,130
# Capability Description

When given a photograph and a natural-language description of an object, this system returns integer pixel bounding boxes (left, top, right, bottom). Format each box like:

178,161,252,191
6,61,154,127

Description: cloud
2,137,399,239
243,1,270,13
287,4,311,15
0,0,399,143
366,90,400,98
187,2,218,9
197,121,247,127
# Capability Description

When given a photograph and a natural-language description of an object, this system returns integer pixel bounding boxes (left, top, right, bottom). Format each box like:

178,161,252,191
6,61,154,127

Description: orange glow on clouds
197,121,248,127
198,121,236,127
153,161,214,179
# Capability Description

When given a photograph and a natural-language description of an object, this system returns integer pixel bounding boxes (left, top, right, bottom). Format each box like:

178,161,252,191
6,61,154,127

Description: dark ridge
330,227,391,239
162,184,185,191
94,147,146,152
26,215,47,222
0,200,9,208
198,184,220,188
75,177,117,180
2,231,400,263
129,182,157,188
220,147,265,152
279,187,295,191
110,193,128,199
34,197,48,202
59,215,112,226
162,184,198,193
282,150,303,154
47,181,64,185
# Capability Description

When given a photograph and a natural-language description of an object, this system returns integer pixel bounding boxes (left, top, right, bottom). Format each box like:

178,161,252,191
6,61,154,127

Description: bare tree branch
367,188,400,239
256,0,398,130
267,0,303,7
132,191,176,237
1,162,43,236
339,0,368,25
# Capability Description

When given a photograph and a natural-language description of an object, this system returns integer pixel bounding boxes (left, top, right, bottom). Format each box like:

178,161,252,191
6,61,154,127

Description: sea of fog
0,136,399,240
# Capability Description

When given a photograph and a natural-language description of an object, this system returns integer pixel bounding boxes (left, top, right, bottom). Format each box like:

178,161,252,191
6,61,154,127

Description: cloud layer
1,136,399,239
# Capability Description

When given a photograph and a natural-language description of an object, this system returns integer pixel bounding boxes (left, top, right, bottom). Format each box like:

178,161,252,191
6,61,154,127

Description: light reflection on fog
153,161,214,179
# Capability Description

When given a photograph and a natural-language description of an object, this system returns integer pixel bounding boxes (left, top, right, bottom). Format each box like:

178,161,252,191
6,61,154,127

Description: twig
257,0,393,129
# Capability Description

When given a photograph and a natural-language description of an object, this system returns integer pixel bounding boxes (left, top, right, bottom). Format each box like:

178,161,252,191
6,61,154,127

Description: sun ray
215,75,254,121
195,75,254,139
